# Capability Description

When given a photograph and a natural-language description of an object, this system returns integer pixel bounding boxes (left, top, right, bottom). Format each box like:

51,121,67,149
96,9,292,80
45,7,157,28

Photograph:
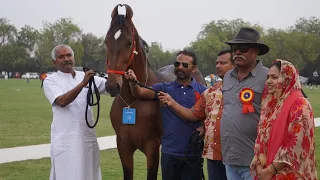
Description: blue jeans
161,153,203,180
207,159,227,180
225,164,253,180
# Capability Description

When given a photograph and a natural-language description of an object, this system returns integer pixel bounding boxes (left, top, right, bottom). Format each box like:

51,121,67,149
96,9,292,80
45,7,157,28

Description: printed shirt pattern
192,81,223,161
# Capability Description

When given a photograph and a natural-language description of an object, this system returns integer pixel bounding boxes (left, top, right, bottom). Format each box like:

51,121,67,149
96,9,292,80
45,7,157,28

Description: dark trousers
207,159,227,180
161,153,203,180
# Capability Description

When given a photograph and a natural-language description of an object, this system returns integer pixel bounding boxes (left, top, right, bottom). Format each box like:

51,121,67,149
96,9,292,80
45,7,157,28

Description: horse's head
105,4,138,97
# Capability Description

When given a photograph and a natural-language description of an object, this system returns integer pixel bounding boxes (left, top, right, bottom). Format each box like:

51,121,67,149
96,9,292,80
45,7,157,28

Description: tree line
0,17,319,77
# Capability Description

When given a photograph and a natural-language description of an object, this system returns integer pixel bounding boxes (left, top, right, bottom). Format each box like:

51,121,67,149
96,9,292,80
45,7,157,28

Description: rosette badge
239,88,255,114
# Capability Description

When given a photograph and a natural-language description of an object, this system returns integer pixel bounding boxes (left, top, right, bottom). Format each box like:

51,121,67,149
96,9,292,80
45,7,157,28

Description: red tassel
242,103,255,114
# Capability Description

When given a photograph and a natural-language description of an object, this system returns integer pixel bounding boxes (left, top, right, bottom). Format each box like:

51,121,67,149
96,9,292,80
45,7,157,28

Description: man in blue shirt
125,50,207,180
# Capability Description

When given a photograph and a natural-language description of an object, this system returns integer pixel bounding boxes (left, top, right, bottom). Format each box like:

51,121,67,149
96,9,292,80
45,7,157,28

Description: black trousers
207,159,227,180
161,153,203,180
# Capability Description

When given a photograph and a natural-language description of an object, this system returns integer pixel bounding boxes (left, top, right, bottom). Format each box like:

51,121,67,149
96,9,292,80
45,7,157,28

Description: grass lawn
0,79,115,148
0,149,179,180
0,128,319,180
0,79,319,179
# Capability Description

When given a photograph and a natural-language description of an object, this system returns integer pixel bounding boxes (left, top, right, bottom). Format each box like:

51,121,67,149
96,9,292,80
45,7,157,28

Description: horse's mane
139,36,149,54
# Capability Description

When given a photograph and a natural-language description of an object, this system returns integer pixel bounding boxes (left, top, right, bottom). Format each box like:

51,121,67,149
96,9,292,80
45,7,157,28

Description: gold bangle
267,165,277,175
271,163,279,174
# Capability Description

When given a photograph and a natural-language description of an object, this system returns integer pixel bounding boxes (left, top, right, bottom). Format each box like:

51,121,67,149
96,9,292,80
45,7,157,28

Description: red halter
106,23,137,75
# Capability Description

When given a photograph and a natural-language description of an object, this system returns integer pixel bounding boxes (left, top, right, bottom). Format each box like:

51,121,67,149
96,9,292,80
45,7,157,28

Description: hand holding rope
83,67,101,128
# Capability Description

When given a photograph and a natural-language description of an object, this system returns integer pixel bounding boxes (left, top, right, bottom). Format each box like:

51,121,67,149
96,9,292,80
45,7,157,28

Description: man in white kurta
43,44,108,180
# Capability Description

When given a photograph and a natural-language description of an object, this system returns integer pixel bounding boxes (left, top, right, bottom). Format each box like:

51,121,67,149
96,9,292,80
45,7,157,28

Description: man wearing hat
220,27,269,180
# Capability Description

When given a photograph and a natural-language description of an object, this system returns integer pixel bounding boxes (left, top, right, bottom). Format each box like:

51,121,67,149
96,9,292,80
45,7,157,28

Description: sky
1,0,319,50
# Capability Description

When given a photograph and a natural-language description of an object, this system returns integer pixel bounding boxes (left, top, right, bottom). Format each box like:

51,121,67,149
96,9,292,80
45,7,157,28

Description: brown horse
104,4,206,180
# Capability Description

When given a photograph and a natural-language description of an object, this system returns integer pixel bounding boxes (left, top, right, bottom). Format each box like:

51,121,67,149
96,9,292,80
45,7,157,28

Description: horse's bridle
106,21,138,75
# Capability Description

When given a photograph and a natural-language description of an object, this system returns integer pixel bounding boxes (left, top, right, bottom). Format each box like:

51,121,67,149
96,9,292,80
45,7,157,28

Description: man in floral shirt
158,48,234,180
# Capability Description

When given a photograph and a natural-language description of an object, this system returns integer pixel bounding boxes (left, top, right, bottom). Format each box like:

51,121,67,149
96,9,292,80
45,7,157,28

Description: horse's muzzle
105,83,121,97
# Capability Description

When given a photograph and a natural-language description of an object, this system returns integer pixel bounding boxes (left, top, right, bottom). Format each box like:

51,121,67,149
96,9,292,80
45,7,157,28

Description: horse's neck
119,44,151,105
119,79,137,106
131,42,151,85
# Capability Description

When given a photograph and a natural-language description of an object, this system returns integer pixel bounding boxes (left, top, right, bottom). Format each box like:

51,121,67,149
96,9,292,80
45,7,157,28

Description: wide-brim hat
225,27,270,56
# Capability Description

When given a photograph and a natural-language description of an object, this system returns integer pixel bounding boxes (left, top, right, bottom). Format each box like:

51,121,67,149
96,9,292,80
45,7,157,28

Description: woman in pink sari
250,59,317,180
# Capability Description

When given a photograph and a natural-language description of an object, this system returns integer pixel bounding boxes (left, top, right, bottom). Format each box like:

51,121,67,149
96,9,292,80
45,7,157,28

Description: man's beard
175,70,190,80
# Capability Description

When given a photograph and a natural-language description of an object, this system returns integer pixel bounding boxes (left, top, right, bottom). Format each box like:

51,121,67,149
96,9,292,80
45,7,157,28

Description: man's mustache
63,61,73,65
175,70,185,74
233,55,246,60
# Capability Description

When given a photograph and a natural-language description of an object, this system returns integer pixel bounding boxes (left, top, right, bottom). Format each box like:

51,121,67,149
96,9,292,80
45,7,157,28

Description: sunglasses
231,45,250,53
173,61,194,68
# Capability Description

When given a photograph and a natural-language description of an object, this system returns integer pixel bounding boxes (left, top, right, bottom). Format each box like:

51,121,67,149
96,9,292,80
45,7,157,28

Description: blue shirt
152,79,207,156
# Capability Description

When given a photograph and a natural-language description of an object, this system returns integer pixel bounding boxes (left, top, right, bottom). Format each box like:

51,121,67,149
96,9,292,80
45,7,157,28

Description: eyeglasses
173,61,194,68
231,45,250,53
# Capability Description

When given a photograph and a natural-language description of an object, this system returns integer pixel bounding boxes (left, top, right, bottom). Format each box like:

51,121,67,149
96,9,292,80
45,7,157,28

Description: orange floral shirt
192,82,223,161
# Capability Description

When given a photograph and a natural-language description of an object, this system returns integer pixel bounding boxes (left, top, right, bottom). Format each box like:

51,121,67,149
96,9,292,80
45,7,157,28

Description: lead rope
84,71,101,128
118,49,149,108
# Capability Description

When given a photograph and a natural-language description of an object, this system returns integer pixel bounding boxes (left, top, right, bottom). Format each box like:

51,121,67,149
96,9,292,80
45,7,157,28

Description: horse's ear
111,4,120,19
124,4,133,20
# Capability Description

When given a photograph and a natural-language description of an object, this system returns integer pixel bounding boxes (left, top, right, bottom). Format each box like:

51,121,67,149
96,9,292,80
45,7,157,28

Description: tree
16,25,39,52
15,25,40,72
1,17,320,76
35,18,84,72
293,17,320,36
292,17,320,75
0,18,16,47
149,42,171,69
81,33,105,71
189,19,266,75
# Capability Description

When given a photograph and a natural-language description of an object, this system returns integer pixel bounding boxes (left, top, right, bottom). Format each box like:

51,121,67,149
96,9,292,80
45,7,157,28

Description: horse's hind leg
117,136,135,180
143,140,160,180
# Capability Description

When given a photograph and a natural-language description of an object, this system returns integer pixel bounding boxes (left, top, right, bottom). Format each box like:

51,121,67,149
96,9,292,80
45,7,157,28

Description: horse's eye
127,41,132,47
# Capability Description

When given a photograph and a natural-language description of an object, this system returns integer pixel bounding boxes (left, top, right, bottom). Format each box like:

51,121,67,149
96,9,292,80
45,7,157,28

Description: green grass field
0,79,115,148
0,79,319,179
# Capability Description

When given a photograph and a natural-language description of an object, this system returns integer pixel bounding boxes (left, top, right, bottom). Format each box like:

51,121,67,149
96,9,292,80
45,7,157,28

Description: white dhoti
43,71,108,180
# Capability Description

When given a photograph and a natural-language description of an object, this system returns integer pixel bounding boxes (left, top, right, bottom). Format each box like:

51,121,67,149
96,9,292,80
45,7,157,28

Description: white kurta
43,70,108,180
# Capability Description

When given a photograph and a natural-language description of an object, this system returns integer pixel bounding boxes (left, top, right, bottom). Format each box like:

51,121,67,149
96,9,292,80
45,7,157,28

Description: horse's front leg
143,138,160,180
117,135,135,180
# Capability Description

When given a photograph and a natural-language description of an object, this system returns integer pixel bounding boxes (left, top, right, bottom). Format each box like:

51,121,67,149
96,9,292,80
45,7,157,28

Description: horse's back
157,64,176,81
